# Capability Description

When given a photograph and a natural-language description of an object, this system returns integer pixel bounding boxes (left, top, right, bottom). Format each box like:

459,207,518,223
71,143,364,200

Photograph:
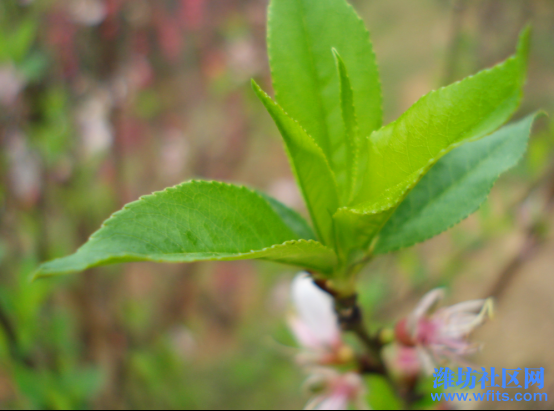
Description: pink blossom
384,344,422,378
0,64,26,106
304,369,368,410
75,88,113,156
289,273,353,366
6,131,41,206
395,288,493,374
67,0,107,26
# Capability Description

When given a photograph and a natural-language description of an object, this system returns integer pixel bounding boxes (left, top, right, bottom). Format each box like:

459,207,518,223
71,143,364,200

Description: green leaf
0,19,37,63
268,0,382,196
375,113,539,254
257,191,316,240
252,80,340,246
34,181,337,279
354,27,530,210
335,27,530,256
364,375,403,410
332,48,360,203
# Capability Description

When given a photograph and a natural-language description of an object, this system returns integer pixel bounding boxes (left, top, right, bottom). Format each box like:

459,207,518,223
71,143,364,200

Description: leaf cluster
36,0,536,294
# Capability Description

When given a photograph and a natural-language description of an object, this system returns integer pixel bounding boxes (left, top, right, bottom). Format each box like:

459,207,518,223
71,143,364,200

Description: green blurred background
0,0,553,409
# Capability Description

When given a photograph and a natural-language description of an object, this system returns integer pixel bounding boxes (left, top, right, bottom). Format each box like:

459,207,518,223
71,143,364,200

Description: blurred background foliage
0,0,553,409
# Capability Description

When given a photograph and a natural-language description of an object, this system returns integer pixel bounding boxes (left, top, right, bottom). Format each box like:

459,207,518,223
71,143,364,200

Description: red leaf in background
179,0,205,31
101,0,124,40
104,0,124,17
132,31,150,56
128,55,154,90
46,12,78,78
156,8,184,63
117,115,145,153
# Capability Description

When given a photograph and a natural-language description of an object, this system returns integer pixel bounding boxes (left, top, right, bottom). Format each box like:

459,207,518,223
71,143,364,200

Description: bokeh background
0,0,553,409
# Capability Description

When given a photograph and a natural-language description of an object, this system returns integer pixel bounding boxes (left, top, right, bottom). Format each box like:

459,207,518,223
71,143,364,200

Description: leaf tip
516,25,532,63
30,267,49,282
250,79,270,103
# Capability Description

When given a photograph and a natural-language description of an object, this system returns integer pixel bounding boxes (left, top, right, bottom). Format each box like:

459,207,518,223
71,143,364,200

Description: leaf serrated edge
95,179,276,233
340,0,383,132
347,27,530,217
252,80,340,244
267,0,333,158
332,48,361,205
34,238,337,280
365,27,529,152
267,0,384,157
374,112,541,254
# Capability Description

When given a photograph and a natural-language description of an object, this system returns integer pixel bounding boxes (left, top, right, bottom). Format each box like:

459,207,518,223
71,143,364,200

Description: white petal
291,273,340,348
443,300,487,316
439,298,493,336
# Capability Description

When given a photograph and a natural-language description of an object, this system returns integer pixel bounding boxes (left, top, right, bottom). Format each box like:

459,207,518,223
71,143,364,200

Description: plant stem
314,279,422,409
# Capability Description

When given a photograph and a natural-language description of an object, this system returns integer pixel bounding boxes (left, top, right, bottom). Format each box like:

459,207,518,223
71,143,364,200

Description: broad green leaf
252,81,340,246
268,0,382,195
334,27,530,256
375,113,539,254
258,191,316,240
333,48,360,204
34,181,337,279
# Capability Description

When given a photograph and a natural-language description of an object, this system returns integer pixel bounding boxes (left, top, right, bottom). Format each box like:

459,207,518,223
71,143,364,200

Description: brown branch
486,169,554,299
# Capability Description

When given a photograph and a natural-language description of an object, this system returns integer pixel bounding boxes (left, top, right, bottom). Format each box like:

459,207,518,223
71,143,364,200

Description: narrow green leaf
375,114,539,254
354,27,530,210
334,28,530,256
252,80,340,246
332,48,360,203
34,181,337,278
268,0,382,191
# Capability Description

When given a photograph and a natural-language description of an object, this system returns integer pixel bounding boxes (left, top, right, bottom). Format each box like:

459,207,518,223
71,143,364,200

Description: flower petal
291,273,340,348
408,288,444,334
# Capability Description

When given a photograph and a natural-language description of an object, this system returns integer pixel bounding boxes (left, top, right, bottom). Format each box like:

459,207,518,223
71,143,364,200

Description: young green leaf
332,48,360,203
34,181,337,279
354,27,530,210
375,113,539,254
268,0,382,195
334,27,530,256
252,80,340,246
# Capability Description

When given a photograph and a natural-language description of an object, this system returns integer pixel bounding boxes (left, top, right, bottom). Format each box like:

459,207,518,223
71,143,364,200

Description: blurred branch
441,0,467,86
0,302,34,367
486,167,554,299
0,304,18,354
315,280,421,408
